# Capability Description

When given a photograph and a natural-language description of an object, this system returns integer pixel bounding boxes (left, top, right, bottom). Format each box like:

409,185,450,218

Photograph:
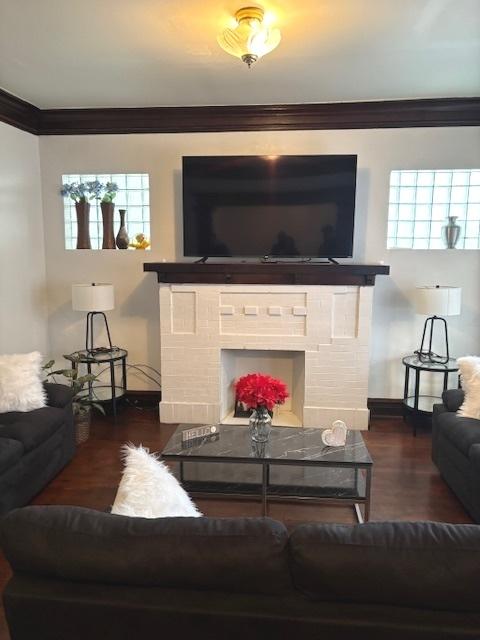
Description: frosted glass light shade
72,284,114,312
414,286,461,317
217,7,281,66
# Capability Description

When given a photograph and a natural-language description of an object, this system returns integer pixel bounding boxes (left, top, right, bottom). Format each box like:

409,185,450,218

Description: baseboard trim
368,398,403,417
126,390,161,407
124,392,402,418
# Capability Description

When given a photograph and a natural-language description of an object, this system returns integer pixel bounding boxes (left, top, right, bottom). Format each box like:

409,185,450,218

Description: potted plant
235,373,288,443
43,359,105,445
60,182,93,249
100,181,119,249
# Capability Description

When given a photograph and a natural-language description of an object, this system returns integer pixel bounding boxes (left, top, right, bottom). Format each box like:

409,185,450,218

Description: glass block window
387,170,480,249
62,173,150,250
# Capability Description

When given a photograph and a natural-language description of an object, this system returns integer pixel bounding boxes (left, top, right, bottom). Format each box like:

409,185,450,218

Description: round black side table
402,355,459,436
65,348,128,418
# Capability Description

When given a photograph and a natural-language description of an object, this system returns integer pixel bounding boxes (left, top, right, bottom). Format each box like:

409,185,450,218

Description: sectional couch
432,389,480,523
2,505,480,639
0,383,75,515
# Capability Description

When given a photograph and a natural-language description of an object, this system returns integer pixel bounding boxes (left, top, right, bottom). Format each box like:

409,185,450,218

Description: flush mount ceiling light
217,6,281,68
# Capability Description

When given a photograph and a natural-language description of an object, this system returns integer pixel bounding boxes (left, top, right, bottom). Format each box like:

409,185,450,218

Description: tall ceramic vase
101,201,116,249
442,216,461,249
116,209,129,249
75,200,91,249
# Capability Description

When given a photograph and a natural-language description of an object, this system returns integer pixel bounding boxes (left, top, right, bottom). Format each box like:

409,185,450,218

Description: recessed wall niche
387,169,480,250
62,173,150,250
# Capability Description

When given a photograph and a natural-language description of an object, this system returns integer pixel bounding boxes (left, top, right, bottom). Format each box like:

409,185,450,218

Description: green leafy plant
101,181,119,203
43,359,105,416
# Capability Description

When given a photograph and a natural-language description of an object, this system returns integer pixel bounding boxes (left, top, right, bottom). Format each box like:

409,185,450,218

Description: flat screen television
182,154,357,259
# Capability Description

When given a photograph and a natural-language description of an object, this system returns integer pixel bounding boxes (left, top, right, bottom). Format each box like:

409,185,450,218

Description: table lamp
72,283,115,354
413,285,461,364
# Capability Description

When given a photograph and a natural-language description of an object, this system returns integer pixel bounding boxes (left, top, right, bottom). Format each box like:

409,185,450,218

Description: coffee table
161,424,373,522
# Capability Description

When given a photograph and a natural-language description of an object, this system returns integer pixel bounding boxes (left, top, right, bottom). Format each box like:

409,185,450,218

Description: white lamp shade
413,286,461,317
72,284,114,312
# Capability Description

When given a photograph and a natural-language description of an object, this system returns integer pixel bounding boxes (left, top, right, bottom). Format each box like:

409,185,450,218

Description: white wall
39,127,480,396
0,122,48,354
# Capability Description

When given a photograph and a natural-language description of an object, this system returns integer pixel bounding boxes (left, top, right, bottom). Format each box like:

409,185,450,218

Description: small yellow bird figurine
129,233,150,250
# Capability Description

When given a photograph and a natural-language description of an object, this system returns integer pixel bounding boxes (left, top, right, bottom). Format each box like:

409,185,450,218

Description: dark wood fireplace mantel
143,262,389,286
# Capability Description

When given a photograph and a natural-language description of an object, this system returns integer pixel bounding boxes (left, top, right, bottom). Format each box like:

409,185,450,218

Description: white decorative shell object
321,420,348,447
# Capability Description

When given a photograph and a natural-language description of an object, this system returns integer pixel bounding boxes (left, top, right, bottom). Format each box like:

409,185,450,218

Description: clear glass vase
249,405,272,443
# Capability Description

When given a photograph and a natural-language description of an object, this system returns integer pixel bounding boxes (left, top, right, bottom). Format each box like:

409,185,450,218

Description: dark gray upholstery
0,408,65,452
432,389,480,523
2,506,480,640
0,383,75,515
0,438,23,473
442,388,465,412
289,521,480,612
1,506,291,595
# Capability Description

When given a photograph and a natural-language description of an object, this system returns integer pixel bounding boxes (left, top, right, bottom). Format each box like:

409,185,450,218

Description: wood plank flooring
0,408,472,639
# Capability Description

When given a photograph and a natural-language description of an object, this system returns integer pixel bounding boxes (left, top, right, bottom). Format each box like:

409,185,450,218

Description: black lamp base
85,311,113,355
415,315,450,364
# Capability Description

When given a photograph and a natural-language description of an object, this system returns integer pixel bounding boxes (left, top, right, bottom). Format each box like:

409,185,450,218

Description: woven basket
75,411,91,445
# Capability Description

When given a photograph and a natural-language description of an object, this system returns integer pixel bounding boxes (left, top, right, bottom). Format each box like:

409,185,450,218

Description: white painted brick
293,306,307,316
220,305,235,315
158,284,373,429
244,306,258,315
268,306,282,316
159,402,174,424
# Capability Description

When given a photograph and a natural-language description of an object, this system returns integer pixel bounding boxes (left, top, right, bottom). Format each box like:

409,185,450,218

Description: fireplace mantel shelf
144,262,390,286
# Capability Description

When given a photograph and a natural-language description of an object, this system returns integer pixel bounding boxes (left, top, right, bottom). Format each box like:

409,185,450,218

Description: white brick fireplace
158,283,374,429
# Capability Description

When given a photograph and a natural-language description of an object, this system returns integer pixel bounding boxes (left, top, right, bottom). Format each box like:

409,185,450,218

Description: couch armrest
442,389,464,413
43,383,73,409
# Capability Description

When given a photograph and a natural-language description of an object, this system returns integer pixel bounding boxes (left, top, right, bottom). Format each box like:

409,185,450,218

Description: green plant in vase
60,181,94,249
43,359,105,445
101,182,119,204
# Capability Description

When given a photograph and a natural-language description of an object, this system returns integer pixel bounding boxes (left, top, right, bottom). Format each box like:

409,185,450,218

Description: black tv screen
182,155,357,258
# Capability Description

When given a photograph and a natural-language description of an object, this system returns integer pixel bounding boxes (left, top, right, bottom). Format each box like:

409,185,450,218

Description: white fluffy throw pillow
111,444,202,518
0,351,47,413
457,356,480,420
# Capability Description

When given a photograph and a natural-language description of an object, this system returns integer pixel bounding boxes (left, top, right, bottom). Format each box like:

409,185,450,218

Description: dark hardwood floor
0,408,472,639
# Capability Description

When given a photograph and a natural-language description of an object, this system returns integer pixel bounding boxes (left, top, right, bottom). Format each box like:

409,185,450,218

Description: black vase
116,209,129,249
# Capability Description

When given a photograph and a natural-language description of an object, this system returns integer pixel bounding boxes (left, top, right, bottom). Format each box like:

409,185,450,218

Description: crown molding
0,89,479,136
39,98,480,135
0,88,40,134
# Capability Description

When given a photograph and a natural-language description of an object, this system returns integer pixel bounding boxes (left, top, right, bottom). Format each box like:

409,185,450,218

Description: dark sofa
0,383,75,515
432,388,480,523
2,506,480,639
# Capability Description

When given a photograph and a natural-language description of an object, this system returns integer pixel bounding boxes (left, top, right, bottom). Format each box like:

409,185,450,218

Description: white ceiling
0,0,479,109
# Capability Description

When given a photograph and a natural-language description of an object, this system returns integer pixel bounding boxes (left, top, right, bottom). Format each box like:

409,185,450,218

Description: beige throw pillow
0,351,47,413
457,356,480,420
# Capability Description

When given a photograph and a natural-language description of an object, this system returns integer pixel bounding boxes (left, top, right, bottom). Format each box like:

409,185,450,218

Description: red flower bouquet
235,373,289,412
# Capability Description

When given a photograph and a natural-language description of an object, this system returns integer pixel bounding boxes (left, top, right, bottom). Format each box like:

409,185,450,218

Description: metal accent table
64,348,128,418
402,355,459,436
162,424,373,522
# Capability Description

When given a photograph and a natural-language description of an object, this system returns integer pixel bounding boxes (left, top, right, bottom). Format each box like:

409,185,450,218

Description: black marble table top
162,424,372,466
